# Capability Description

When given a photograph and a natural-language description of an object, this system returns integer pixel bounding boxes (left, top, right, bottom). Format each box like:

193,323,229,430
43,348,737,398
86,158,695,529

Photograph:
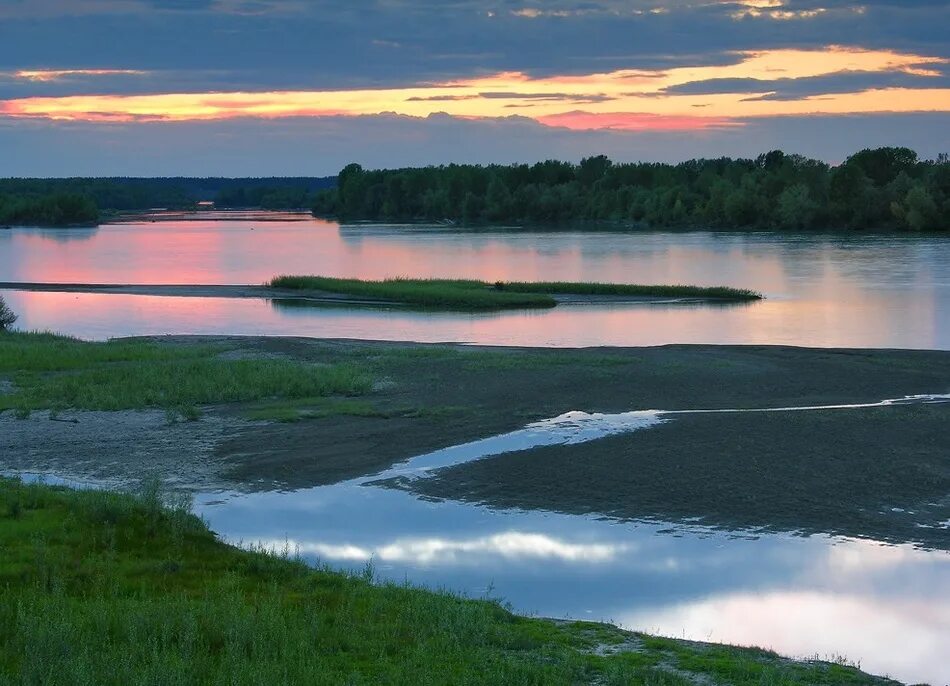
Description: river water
2,216,949,683
1,215,949,348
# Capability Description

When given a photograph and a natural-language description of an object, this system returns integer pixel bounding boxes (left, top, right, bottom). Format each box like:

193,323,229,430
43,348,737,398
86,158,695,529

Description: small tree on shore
0,295,16,330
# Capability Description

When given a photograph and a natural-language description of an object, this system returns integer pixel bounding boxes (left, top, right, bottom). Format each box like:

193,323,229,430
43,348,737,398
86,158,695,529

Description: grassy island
0,477,899,685
269,275,762,311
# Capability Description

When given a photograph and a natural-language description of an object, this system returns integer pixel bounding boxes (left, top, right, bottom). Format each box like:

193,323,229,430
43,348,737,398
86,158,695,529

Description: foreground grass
0,331,371,415
269,275,761,311
0,478,897,685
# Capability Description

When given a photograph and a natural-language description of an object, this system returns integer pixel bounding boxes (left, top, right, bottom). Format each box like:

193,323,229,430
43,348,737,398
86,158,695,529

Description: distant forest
313,148,949,231
0,176,335,227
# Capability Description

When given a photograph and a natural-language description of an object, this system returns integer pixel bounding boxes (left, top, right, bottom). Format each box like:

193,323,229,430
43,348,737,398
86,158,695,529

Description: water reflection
1,220,948,349
3,287,947,350
196,484,949,685
8,395,949,685
194,397,949,684
271,531,627,565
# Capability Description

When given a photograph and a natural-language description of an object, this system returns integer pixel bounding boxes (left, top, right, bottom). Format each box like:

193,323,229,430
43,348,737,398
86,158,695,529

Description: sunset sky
1,0,948,175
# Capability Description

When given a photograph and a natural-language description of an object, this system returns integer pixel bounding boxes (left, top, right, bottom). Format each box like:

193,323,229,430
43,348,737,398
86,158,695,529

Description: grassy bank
0,477,897,685
0,331,370,416
269,275,761,311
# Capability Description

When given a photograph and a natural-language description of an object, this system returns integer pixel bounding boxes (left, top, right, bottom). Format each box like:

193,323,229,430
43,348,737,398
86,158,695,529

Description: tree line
313,148,949,231
0,192,99,227
0,176,335,226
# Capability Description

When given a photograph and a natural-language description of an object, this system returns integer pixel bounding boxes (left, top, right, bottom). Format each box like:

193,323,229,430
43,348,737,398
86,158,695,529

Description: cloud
664,69,950,97
538,111,741,131
0,47,945,127
1,110,947,177
0,0,946,173
1,0,947,94
8,69,147,83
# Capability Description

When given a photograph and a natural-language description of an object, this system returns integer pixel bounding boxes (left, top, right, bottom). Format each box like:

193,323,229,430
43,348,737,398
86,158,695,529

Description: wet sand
2,336,949,548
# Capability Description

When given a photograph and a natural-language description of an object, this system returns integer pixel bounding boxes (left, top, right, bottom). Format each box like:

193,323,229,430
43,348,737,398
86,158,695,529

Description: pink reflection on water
1,289,943,350
628,540,950,685
1,221,947,348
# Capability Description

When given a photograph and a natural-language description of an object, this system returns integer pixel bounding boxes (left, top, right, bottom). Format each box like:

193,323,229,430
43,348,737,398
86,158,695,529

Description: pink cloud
538,111,743,131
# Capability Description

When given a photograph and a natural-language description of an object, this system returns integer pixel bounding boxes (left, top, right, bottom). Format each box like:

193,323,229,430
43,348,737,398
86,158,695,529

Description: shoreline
2,334,948,551
0,282,746,307
0,475,907,685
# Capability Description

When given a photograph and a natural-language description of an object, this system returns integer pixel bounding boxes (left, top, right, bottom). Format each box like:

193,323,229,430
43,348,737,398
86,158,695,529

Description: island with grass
0,278,762,314
268,276,763,310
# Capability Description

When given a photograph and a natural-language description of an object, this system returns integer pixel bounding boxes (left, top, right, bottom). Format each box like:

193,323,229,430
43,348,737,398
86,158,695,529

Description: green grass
269,275,761,311
0,477,896,686
495,281,763,301
0,331,371,414
270,275,557,310
639,636,884,685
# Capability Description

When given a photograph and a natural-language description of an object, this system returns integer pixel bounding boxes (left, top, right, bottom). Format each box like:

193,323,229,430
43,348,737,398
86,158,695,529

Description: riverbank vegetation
0,177,335,226
0,476,900,685
313,147,949,231
269,275,761,310
0,296,16,330
0,191,99,227
0,331,370,416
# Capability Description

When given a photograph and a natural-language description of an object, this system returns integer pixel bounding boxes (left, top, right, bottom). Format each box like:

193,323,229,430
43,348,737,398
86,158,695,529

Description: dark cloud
406,95,477,101
664,70,950,98
0,0,946,97
477,92,616,103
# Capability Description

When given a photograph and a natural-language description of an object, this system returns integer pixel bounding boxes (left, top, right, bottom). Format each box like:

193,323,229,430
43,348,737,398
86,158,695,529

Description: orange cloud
0,47,946,130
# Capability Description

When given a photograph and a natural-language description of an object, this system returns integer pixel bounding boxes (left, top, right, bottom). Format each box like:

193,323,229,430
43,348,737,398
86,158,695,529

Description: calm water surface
1,216,948,348
4,217,949,682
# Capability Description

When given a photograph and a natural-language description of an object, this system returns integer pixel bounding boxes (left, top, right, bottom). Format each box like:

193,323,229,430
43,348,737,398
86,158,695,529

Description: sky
0,0,948,176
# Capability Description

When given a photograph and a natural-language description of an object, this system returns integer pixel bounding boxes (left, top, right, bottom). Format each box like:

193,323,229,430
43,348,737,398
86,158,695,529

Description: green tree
0,295,16,330
845,147,918,186
775,184,817,230
903,185,940,231
576,155,611,187
484,176,512,220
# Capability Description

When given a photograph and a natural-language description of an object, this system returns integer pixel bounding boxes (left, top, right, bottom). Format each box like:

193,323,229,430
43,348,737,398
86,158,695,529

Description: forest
0,176,335,226
0,192,99,227
313,148,949,231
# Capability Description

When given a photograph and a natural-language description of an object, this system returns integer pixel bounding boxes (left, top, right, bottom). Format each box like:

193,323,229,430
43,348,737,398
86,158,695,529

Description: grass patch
0,477,897,685
0,331,371,414
638,634,888,686
269,275,761,311
270,275,557,310
495,280,763,301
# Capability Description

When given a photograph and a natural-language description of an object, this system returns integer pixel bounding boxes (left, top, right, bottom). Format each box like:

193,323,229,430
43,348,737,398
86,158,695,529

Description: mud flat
2,335,949,549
